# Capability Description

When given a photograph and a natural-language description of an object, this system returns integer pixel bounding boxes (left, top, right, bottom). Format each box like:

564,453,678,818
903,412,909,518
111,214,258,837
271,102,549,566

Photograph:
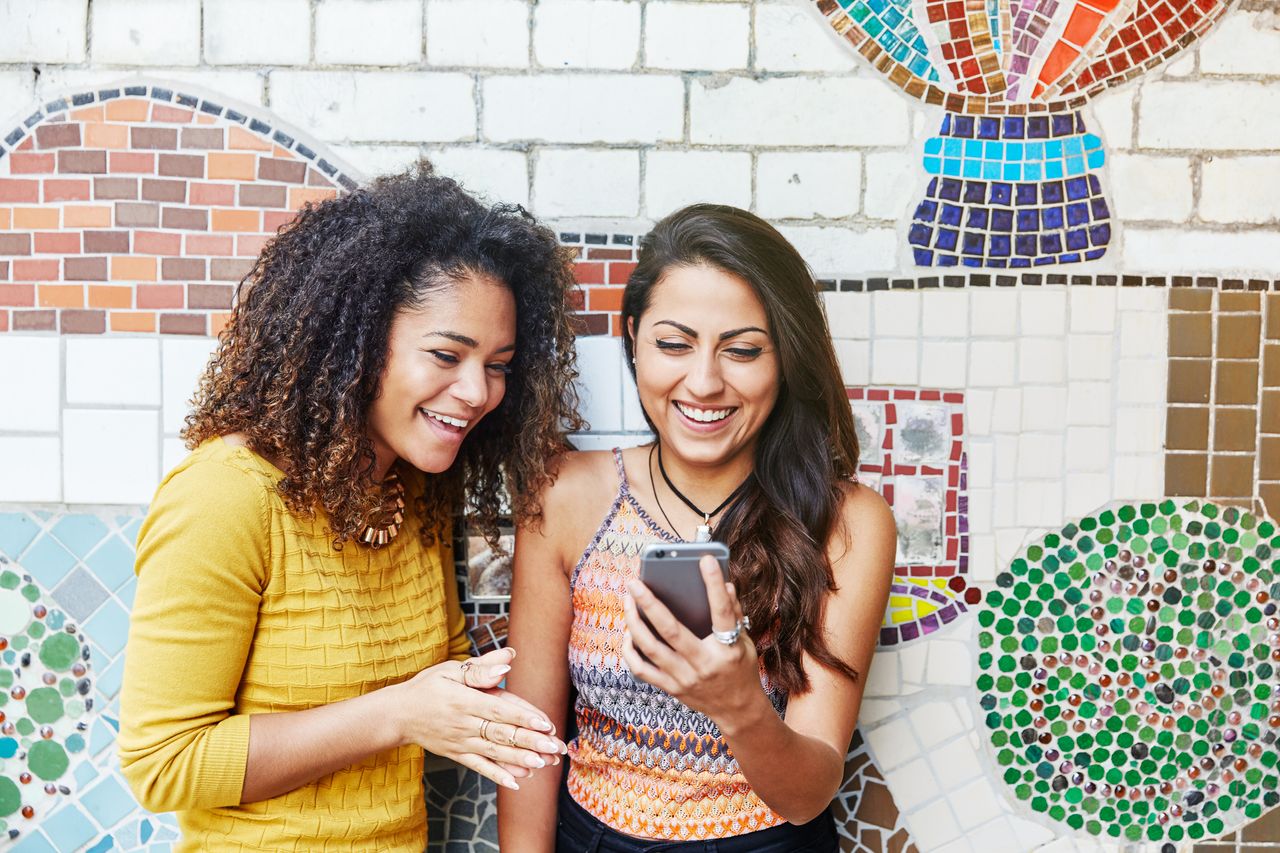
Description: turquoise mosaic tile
50,517,109,560
80,777,135,829
85,538,135,594
44,805,96,851
84,602,129,658
11,832,56,853
0,514,40,558
20,536,77,589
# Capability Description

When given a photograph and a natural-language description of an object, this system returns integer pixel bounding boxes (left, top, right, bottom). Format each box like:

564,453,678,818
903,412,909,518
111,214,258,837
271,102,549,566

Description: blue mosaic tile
116,577,136,610
20,535,78,589
0,513,40,558
80,776,135,829
44,804,97,851
84,601,129,658
11,832,56,853
85,537,135,594
85,837,114,853
50,517,109,559
96,655,125,701
73,761,99,788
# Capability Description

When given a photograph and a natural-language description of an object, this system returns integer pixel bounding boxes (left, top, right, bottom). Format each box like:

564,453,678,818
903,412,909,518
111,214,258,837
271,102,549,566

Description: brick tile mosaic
0,86,359,338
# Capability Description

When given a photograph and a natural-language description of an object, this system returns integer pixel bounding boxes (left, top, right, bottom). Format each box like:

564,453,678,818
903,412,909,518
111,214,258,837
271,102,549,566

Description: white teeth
674,402,732,423
422,409,468,428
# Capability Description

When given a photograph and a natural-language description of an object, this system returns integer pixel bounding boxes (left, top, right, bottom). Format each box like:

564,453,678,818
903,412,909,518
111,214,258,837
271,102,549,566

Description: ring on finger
712,620,743,646
741,614,751,632
479,719,491,742
460,660,474,687
504,728,518,747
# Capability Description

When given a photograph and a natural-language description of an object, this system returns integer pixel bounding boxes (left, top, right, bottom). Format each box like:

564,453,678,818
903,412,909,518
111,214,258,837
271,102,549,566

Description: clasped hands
621,554,763,724
394,647,565,791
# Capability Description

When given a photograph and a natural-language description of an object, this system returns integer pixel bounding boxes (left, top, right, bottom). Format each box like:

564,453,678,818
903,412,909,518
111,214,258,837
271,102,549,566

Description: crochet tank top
564,449,788,841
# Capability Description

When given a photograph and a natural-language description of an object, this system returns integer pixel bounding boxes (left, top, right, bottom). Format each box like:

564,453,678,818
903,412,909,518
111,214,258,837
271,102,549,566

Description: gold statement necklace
358,470,406,548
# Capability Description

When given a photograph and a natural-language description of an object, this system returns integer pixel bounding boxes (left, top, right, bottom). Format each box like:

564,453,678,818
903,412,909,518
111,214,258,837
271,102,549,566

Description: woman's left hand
621,555,764,724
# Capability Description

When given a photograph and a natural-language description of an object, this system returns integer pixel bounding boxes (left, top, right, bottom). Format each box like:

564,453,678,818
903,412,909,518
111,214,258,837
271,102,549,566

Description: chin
403,447,462,475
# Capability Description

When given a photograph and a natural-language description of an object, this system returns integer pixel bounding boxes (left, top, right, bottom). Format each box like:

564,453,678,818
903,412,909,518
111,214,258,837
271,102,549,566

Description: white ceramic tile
1116,359,1166,405
1018,338,1065,384
950,770,1005,827
0,437,61,502
1066,472,1111,517
884,757,941,812
1114,408,1165,453
66,339,161,407
855,699,899,725
899,641,928,686
0,337,60,432
910,700,963,749
925,639,971,686
1012,815,1058,850
63,410,160,505
833,339,871,386
969,341,1015,387
1118,310,1167,359
1066,334,1114,381
965,389,994,435
574,336,624,432
990,388,1022,433
1068,287,1117,333
921,290,969,337
931,732,977,788
967,442,994,485
872,291,920,337
920,341,967,388
862,649,900,698
933,834,976,853
1019,289,1067,336
966,819,1023,853
993,434,1018,481
1065,427,1112,472
1066,382,1113,426
1016,480,1064,528
970,290,1017,336
871,339,918,385
1020,385,1067,431
968,487,993,534
903,793,960,847
161,337,219,434
1114,453,1163,497
1117,285,1166,314
1017,433,1064,479
822,292,871,339
864,715,918,770
969,534,997,582
995,528,1028,568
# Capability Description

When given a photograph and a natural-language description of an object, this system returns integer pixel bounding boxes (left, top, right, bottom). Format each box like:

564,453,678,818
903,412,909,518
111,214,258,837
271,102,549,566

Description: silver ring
741,614,752,632
712,620,743,646
460,660,474,687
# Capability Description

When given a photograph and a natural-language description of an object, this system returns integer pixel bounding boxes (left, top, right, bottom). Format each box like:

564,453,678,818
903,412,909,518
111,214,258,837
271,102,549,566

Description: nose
451,362,489,410
683,349,725,398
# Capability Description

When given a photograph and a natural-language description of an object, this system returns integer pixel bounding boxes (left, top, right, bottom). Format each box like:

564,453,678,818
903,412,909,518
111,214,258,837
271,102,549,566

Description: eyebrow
425,331,516,353
653,320,769,341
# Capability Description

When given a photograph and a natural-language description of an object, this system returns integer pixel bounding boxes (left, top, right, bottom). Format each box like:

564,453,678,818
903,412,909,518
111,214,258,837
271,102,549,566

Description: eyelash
654,341,763,359
429,351,512,376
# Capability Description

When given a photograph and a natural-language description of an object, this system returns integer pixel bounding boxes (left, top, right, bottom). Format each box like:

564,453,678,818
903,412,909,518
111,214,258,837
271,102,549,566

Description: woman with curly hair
498,205,896,852
119,163,579,851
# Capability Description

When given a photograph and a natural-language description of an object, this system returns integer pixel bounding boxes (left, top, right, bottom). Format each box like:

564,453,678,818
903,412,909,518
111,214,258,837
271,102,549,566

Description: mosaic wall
811,0,1236,267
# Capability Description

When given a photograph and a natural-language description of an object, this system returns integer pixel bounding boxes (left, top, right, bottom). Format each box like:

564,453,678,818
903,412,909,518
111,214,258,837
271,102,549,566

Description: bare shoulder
531,448,620,532
827,480,897,582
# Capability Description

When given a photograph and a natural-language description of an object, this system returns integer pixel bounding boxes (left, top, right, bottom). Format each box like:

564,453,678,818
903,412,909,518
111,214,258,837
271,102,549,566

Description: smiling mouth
673,401,736,423
420,408,470,430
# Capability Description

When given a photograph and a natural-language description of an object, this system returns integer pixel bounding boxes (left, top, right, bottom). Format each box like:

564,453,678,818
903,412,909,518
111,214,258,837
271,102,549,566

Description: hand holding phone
637,542,729,639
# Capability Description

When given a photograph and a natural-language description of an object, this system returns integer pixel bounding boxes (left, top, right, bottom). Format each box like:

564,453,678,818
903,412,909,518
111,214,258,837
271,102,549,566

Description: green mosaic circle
976,501,1280,843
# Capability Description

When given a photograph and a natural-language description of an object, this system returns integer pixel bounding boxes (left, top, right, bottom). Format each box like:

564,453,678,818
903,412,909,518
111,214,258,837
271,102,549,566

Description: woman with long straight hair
498,204,896,851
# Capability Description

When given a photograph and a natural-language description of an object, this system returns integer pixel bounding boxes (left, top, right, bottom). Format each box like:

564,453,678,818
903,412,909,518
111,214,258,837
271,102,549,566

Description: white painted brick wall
756,151,861,219
533,148,639,217
426,0,527,68
645,2,750,72
1125,229,1280,273
484,75,683,143
271,72,475,142
318,0,423,66
1138,81,1280,151
1199,12,1280,76
204,0,311,66
0,438,62,502
644,150,752,216
0,0,87,63
0,338,60,432
1106,154,1193,222
754,1,858,72
66,339,161,407
429,147,531,207
92,0,200,66
1200,156,1280,224
533,0,640,70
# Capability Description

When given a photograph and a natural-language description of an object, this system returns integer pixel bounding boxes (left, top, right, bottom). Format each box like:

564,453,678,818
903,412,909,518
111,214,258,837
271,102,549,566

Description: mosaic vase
909,111,1111,268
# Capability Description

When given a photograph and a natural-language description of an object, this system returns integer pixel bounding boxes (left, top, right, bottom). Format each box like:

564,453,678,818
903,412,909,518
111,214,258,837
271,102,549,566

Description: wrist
372,681,412,749
716,684,776,740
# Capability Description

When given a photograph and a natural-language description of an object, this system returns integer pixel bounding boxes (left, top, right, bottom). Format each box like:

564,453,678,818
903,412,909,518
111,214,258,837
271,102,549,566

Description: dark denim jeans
555,785,839,853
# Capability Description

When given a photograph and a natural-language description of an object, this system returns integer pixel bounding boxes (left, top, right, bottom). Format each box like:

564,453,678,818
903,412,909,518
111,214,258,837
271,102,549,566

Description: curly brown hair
185,161,584,546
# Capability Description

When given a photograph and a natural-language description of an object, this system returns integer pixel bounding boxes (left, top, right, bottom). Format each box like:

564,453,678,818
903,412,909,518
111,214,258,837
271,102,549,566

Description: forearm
496,765,561,852
720,695,844,825
242,683,406,803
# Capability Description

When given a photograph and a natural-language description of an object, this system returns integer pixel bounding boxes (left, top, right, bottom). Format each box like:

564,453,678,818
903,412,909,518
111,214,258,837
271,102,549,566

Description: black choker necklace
654,442,751,542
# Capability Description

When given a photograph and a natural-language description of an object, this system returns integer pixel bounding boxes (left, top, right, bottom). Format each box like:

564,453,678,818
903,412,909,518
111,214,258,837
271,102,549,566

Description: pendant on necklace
695,519,712,542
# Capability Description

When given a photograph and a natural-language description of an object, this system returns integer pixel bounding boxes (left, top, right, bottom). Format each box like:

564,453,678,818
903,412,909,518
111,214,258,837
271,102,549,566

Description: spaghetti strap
611,447,629,494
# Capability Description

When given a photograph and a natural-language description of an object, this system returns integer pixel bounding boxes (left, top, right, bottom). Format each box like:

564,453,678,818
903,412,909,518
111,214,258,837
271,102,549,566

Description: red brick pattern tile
0,92,349,335
563,239,640,336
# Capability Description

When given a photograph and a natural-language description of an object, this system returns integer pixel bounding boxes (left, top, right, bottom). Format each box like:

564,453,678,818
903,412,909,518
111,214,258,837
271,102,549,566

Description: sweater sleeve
118,453,270,813
440,536,472,662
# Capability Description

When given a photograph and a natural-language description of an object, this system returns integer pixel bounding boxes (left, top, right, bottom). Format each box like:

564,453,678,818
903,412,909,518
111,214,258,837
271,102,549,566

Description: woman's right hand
388,647,566,790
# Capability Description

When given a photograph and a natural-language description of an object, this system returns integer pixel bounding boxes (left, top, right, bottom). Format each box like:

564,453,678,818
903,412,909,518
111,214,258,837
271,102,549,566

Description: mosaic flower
976,500,1280,845
809,0,1236,267
0,558,93,841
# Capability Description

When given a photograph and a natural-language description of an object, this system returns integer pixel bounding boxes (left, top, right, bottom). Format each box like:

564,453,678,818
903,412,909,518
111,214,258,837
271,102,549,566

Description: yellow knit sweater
119,438,470,851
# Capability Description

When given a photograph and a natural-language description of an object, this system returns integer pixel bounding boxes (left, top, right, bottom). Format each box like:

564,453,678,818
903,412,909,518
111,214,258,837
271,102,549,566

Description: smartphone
637,542,730,638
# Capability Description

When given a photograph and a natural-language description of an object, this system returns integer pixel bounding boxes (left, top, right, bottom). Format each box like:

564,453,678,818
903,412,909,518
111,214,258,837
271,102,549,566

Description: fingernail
530,717,552,731
526,755,546,768
492,665,511,676
505,779,520,791
540,739,559,752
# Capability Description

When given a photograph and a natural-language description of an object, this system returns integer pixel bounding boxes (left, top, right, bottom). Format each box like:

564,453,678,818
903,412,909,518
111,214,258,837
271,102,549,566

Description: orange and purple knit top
564,449,788,841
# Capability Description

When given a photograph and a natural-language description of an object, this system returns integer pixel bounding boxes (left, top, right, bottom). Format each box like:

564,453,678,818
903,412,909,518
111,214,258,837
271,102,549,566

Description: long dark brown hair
622,204,862,695
185,161,583,546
